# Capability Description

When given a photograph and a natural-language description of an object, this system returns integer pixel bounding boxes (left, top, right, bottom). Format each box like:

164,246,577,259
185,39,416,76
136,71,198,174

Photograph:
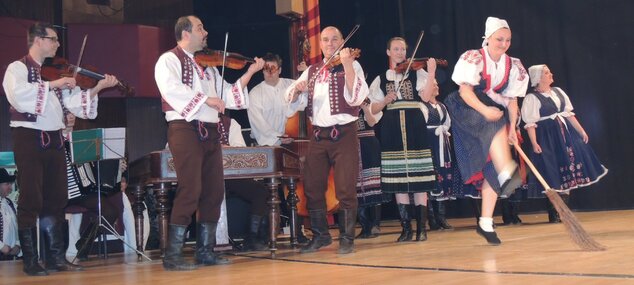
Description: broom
512,144,605,251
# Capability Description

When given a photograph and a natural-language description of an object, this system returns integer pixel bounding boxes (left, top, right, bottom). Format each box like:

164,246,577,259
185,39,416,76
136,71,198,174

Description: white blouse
420,102,451,134
451,48,529,107
521,87,575,129
368,68,428,103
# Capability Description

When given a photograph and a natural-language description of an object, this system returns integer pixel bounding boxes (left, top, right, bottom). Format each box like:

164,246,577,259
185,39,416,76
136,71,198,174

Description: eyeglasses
263,64,279,73
40,36,59,42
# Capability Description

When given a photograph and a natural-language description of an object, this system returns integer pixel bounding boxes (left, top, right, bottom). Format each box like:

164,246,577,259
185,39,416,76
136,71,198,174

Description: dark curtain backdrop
194,0,634,212
323,0,634,211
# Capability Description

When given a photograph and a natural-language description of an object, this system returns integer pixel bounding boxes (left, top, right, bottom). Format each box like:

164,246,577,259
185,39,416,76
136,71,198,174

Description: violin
394,57,448,74
194,48,255,69
41,57,134,95
325,48,361,69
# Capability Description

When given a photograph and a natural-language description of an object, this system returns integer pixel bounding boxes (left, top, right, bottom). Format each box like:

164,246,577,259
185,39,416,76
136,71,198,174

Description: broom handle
512,144,553,191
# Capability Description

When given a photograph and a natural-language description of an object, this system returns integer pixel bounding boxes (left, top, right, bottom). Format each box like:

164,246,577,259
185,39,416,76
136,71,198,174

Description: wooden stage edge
2,209,634,285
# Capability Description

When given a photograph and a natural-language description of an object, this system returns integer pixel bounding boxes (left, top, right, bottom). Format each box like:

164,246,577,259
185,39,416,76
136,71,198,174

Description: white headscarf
528,64,545,87
482,17,510,47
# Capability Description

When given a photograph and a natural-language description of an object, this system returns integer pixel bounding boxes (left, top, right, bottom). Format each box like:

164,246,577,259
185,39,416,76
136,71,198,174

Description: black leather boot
355,207,376,239
396,204,413,242
195,222,230,266
414,205,427,241
501,199,512,225
163,224,198,271
300,209,332,253
18,228,48,276
40,217,83,272
510,201,522,224
427,201,440,231
295,216,309,244
436,200,453,230
337,208,357,254
370,204,381,235
243,216,268,251
75,222,98,260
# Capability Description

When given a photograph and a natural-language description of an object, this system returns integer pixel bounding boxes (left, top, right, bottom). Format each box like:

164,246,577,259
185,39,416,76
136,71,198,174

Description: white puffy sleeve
451,49,483,86
521,93,542,129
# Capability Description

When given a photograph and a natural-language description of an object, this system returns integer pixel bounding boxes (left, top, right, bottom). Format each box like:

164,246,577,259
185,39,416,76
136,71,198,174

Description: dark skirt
426,128,458,201
444,91,507,194
379,101,437,194
356,130,391,207
525,117,608,198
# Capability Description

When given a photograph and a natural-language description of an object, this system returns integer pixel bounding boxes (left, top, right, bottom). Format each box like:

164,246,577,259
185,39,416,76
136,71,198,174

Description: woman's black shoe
476,224,501,245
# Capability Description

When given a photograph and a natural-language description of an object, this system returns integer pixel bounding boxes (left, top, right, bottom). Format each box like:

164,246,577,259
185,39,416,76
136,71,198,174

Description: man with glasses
2,22,118,276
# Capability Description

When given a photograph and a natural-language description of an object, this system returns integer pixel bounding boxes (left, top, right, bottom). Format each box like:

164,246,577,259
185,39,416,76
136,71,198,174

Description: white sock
479,217,495,232
497,162,518,186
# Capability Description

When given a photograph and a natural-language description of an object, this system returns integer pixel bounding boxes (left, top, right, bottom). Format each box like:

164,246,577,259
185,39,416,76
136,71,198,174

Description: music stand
70,128,151,262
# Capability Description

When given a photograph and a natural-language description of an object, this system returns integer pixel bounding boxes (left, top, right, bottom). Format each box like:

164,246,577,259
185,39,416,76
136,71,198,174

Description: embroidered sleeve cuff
35,81,48,115
230,80,246,109
180,92,206,120
346,76,365,106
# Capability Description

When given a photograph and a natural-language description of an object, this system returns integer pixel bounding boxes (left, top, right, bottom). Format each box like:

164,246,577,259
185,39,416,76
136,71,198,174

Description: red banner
304,0,321,65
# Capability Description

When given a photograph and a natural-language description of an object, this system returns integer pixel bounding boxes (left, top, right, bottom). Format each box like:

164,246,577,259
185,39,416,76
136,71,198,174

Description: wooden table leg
263,178,281,258
153,182,172,255
132,184,147,257
285,177,299,248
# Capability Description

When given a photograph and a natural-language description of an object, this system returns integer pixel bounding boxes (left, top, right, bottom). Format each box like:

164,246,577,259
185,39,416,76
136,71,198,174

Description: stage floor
2,210,634,285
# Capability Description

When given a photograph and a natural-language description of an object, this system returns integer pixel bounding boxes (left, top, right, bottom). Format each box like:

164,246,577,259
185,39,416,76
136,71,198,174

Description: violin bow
73,35,88,78
307,24,361,85
393,30,424,98
218,32,229,107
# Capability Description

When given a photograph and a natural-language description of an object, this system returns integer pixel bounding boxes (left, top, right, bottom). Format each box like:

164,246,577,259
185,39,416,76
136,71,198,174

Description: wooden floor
3,210,634,285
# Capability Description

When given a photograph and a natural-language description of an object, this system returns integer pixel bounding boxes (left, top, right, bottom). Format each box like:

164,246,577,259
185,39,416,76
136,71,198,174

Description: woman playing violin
368,37,439,243
285,26,369,255
2,22,118,276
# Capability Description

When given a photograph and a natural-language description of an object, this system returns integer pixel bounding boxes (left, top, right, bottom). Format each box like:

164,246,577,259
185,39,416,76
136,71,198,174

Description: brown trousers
12,127,67,228
167,120,225,226
304,122,359,211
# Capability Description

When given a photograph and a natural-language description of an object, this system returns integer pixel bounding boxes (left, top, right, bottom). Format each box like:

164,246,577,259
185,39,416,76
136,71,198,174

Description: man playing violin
2,22,118,276
154,15,264,271
285,26,369,254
